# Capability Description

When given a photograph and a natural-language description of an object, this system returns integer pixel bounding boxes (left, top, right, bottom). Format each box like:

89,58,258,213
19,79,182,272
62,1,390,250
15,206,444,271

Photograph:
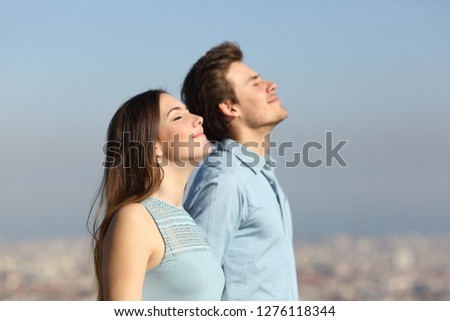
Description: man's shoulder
199,147,239,173
195,157,238,184
184,152,244,212
186,148,243,192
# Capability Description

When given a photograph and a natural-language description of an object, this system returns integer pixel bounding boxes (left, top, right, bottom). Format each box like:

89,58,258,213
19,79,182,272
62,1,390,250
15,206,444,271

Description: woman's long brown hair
88,89,166,300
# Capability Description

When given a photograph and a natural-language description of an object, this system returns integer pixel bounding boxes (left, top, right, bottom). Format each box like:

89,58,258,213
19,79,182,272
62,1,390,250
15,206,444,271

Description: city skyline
2,233,450,300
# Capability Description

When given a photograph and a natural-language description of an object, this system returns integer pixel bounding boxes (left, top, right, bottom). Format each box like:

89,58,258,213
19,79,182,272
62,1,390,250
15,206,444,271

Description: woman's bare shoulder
111,203,152,231
103,202,156,251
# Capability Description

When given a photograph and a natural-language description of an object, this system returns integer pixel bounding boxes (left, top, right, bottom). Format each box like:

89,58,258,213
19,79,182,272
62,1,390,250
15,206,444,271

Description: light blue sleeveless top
140,196,224,300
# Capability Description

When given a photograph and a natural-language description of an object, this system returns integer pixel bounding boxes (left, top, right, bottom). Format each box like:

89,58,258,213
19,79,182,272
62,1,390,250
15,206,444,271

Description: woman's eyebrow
166,106,184,117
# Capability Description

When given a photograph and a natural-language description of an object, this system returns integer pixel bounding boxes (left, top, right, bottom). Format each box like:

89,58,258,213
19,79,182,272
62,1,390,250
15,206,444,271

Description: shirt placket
261,164,287,230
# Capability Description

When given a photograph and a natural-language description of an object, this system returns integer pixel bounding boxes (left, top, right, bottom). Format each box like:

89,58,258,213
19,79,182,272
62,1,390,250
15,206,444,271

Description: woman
89,89,224,300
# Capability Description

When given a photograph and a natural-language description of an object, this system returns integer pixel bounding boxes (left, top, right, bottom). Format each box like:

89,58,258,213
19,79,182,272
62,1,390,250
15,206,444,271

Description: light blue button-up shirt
184,139,299,300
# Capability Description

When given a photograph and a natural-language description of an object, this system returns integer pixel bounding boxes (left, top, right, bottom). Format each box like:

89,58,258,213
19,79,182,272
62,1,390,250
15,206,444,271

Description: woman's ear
218,100,240,118
154,141,163,162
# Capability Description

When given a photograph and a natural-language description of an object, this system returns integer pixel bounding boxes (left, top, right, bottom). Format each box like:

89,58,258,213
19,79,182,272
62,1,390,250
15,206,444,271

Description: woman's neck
152,161,194,207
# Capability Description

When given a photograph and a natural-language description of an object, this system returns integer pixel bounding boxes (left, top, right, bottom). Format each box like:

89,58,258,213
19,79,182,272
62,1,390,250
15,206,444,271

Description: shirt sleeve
183,171,244,265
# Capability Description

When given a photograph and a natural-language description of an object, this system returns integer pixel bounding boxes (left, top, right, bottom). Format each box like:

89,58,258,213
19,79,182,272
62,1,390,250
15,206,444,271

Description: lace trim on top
141,196,209,262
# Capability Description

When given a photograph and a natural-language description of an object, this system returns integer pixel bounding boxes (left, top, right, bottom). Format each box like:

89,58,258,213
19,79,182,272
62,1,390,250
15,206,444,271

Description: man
182,41,298,300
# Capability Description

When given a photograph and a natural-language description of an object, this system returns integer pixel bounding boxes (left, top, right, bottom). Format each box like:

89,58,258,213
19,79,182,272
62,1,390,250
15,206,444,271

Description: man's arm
184,172,244,265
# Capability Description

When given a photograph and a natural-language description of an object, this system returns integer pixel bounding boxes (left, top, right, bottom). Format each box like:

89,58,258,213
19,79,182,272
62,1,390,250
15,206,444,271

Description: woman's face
157,94,210,165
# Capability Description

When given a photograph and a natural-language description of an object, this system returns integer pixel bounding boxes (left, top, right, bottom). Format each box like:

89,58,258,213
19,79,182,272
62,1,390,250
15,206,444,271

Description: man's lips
268,96,280,103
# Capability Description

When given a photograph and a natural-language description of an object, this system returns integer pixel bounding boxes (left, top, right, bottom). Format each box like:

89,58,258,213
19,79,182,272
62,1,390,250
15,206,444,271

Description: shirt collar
216,138,276,174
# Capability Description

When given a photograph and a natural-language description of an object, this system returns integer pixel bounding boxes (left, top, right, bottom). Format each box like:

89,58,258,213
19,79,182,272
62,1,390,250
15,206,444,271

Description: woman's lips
193,132,205,138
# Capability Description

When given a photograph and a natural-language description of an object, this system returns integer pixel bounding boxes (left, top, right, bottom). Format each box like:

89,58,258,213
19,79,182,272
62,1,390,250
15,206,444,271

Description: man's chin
277,104,288,117
271,116,287,129
278,110,289,123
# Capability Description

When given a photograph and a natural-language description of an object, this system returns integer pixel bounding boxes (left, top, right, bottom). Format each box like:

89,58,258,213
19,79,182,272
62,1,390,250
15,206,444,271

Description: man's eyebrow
166,106,184,117
247,74,260,83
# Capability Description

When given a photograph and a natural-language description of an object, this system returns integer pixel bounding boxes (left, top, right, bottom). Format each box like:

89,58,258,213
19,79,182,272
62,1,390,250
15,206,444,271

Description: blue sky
1,0,449,240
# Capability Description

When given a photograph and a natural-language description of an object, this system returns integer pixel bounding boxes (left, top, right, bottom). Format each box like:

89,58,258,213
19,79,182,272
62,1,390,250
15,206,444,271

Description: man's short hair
181,41,243,142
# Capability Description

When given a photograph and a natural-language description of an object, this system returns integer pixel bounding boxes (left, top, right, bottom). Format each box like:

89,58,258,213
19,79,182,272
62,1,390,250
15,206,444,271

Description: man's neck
230,128,272,157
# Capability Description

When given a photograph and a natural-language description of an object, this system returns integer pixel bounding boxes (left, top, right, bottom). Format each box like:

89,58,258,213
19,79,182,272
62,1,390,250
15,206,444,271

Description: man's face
226,61,288,133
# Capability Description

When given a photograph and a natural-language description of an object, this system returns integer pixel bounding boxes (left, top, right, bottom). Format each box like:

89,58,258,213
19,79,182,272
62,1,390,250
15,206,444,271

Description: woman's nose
193,114,203,126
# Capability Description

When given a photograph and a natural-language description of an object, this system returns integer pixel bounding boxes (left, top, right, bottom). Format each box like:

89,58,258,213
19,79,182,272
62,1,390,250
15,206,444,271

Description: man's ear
218,100,239,118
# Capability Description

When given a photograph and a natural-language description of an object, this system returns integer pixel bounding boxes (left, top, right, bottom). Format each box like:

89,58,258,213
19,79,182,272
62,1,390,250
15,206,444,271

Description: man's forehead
227,61,258,83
